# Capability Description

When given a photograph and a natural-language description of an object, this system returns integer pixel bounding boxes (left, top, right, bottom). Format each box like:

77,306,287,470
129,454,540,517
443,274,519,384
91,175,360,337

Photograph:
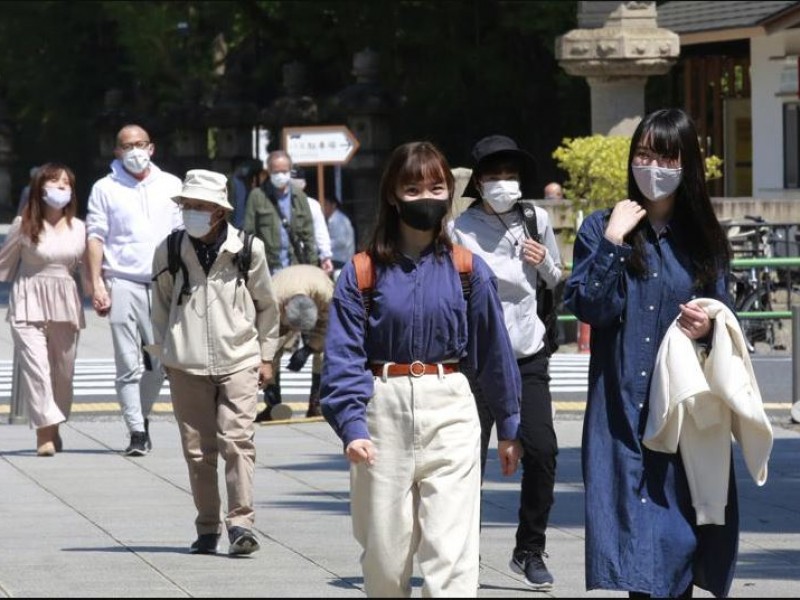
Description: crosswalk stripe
0,354,591,400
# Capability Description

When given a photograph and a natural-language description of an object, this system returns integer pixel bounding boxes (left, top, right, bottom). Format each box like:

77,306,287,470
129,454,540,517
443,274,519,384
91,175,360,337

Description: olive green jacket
243,183,318,272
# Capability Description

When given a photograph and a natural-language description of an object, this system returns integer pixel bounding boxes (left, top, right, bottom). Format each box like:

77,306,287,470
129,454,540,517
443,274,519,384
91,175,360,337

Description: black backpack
162,228,255,305
517,201,560,356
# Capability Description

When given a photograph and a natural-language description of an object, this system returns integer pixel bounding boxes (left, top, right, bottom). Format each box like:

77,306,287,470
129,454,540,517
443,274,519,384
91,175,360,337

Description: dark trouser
265,369,281,406
472,350,558,553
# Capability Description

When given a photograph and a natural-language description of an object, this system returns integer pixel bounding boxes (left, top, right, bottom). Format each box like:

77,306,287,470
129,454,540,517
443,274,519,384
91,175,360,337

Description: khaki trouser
11,320,79,429
168,366,259,535
351,367,481,598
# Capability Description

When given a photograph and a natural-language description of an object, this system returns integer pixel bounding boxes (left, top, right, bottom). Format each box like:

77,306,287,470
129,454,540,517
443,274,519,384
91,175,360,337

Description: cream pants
168,366,259,535
351,367,481,598
11,320,78,429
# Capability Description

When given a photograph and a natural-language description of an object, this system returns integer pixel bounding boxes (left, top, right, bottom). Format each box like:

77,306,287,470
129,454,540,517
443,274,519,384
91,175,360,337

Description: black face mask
396,198,448,232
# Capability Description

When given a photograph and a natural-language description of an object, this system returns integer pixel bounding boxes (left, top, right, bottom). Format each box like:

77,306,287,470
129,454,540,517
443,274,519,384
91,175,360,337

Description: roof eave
677,3,800,46
680,26,764,46
762,7,800,34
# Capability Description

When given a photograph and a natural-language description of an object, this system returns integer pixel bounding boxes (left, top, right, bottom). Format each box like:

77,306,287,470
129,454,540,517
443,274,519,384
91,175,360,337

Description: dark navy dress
564,209,738,598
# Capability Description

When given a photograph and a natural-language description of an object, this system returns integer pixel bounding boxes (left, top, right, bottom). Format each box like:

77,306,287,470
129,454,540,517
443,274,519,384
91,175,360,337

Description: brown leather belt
371,361,459,378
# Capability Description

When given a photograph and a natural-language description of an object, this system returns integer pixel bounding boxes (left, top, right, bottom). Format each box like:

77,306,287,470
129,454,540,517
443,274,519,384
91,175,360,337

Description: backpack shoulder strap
452,244,473,301
353,251,375,315
166,229,183,275
236,230,255,286
518,200,540,241
167,229,191,305
452,244,473,273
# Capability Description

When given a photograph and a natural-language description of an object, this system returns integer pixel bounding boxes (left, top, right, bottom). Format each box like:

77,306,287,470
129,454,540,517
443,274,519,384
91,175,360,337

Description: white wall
751,30,800,198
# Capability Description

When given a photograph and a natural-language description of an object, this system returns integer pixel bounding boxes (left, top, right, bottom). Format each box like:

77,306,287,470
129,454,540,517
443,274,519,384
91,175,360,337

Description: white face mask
481,180,522,213
270,172,291,189
632,165,683,202
182,209,214,238
42,187,72,209
122,148,151,175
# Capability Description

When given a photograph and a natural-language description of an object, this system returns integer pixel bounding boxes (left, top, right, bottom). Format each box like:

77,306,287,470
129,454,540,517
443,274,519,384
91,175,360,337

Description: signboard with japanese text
282,125,360,166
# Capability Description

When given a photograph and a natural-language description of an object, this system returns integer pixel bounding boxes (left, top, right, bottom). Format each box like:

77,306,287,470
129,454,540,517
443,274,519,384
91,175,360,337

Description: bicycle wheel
738,289,775,351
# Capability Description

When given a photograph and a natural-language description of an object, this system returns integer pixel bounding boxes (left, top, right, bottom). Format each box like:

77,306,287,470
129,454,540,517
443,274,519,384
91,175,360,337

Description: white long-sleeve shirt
644,298,773,525
452,202,563,358
86,160,183,283
307,196,332,260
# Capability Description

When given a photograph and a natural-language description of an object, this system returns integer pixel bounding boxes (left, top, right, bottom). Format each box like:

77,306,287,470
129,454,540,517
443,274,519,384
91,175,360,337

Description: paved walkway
2,414,800,597
2,222,799,596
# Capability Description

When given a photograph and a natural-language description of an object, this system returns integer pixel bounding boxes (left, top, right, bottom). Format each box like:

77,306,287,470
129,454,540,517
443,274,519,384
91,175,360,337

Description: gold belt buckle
409,360,426,377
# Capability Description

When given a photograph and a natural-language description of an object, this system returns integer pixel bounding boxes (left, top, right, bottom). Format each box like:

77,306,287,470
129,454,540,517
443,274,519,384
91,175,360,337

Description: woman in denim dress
564,109,736,598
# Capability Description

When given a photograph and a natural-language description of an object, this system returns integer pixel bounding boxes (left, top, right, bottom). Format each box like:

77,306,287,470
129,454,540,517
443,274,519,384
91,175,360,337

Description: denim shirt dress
564,209,737,598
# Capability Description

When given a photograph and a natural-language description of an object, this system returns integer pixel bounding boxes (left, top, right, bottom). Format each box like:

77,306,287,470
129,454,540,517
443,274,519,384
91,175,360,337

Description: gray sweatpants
107,277,164,433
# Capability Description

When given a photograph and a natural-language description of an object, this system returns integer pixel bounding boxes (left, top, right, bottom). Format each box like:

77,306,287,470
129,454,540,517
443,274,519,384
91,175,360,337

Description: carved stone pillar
260,61,319,144
327,48,395,247
556,1,679,135
169,103,210,175
206,102,258,174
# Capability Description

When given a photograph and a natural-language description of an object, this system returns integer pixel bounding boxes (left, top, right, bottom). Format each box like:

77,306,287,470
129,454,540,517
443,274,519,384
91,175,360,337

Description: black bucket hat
462,135,538,199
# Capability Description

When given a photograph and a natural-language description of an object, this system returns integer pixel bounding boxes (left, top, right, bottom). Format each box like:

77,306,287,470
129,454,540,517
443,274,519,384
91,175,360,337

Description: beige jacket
643,298,773,525
271,264,334,354
150,225,280,376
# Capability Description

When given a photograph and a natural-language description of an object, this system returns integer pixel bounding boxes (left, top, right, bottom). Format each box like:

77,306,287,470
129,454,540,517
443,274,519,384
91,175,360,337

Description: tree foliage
0,0,587,209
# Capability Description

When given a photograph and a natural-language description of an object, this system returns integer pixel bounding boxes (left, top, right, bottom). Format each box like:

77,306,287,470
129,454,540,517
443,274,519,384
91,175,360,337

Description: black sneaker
509,549,554,590
189,533,220,555
227,526,260,556
255,403,292,423
254,405,273,423
124,431,149,457
144,418,153,452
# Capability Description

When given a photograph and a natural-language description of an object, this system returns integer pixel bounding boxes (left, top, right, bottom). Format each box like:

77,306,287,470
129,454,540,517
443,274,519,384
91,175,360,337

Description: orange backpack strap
352,251,375,315
353,247,473,316
452,244,473,301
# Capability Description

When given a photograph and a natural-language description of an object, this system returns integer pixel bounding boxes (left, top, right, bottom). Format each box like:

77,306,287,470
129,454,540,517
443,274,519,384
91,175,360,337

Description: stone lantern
556,1,679,135
327,48,395,247
170,98,209,173
260,61,320,140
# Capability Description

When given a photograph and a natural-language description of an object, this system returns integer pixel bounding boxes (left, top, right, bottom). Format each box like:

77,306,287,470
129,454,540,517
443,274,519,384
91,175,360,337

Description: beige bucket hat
172,169,233,210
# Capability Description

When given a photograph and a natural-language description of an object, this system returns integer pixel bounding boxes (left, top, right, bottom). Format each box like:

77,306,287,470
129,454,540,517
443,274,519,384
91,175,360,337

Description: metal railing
556,256,800,422
556,256,800,320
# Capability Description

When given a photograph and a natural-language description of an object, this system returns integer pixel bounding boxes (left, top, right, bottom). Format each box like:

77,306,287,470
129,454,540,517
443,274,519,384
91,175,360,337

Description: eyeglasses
118,140,152,151
633,147,680,168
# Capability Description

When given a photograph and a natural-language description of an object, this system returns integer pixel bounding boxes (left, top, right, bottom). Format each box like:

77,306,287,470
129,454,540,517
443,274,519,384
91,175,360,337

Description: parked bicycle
725,215,800,353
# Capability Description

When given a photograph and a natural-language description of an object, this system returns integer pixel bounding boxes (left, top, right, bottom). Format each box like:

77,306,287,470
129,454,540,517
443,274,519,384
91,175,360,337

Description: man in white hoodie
86,124,183,456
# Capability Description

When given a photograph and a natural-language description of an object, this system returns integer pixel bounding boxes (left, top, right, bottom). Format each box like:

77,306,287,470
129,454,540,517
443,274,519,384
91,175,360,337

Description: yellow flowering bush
552,134,724,223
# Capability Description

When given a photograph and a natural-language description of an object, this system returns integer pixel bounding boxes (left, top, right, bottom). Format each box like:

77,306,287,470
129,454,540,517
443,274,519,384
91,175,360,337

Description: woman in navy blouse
564,108,735,598
320,141,522,597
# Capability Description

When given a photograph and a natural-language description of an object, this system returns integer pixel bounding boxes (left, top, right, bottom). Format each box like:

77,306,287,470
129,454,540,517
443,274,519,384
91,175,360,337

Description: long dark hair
367,141,455,264
624,109,731,287
21,162,77,245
